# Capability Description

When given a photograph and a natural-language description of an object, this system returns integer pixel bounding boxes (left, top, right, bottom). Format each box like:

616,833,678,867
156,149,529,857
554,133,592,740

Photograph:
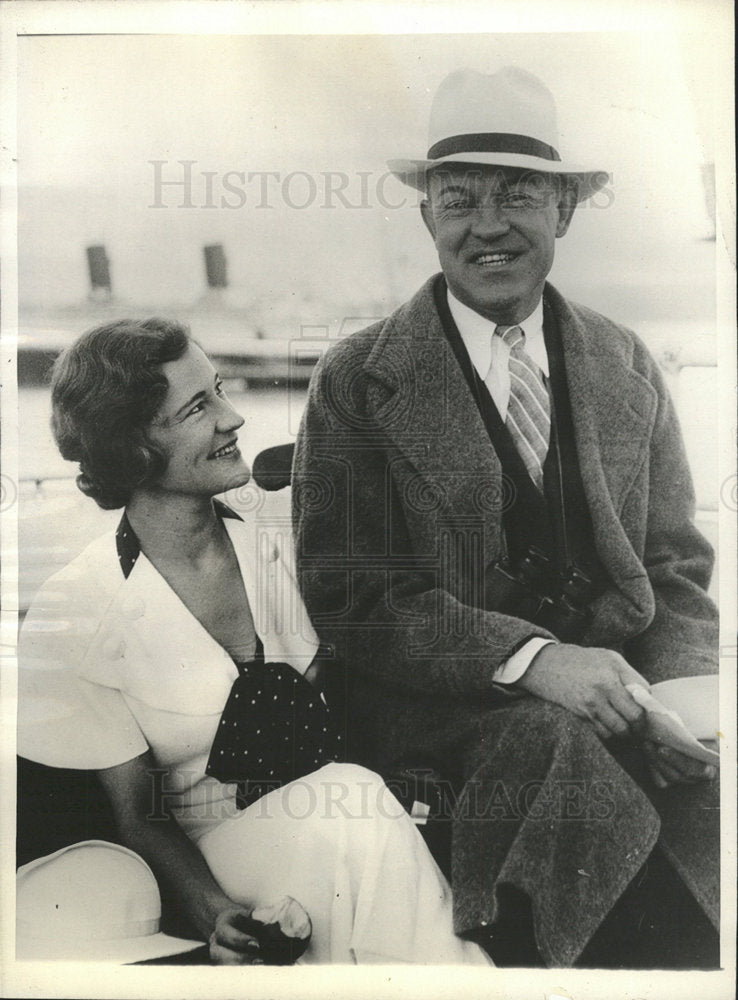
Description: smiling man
293,67,720,968
420,166,573,326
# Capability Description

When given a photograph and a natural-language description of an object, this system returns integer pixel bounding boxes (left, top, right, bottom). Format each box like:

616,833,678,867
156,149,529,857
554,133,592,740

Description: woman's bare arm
97,751,262,963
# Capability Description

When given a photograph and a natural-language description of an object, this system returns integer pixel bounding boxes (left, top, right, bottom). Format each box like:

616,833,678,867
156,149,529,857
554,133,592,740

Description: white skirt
198,763,491,965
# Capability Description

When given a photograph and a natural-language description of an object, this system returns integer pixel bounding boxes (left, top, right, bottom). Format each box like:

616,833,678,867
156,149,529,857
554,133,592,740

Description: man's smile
469,250,520,268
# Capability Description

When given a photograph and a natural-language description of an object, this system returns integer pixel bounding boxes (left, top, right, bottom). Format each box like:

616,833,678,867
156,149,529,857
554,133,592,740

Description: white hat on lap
16,840,203,962
388,66,609,202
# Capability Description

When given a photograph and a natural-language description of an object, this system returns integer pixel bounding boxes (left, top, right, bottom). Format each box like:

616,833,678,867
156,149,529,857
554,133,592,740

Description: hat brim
388,153,609,202
16,930,205,964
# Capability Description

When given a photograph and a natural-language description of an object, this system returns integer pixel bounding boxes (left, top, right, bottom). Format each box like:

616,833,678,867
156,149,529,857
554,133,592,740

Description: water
19,368,718,507
16,385,306,611
19,383,306,482
15,373,718,612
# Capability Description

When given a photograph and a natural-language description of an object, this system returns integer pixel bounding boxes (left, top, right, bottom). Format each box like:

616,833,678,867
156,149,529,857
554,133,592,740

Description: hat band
427,132,561,163
17,917,160,941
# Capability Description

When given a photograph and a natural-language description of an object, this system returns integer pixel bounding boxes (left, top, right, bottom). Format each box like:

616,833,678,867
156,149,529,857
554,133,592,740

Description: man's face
421,165,577,324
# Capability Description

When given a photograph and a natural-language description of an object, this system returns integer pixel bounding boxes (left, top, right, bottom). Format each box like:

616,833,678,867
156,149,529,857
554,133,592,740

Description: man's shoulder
547,284,656,370
320,316,385,369
320,275,441,370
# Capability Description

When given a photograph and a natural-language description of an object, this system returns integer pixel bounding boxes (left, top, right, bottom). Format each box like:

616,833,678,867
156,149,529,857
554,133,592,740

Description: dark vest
433,275,606,593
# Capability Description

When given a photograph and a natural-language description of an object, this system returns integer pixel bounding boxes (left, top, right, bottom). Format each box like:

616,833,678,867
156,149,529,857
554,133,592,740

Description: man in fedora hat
293,67,719,967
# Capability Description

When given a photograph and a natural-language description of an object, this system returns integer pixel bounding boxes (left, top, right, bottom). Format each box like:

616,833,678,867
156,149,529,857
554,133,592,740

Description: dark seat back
16,756,120,868
252,443,296,492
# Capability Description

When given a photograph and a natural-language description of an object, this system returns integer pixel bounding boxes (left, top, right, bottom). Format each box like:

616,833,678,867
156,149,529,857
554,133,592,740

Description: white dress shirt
447,289,555,685
447,290,549,417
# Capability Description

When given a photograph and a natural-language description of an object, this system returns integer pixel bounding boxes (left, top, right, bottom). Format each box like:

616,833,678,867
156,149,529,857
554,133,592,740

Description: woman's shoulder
25,528,123,627
45,527,120,587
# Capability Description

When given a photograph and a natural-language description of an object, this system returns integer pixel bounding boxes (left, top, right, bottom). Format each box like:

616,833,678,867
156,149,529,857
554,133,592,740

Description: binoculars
484,546,597,642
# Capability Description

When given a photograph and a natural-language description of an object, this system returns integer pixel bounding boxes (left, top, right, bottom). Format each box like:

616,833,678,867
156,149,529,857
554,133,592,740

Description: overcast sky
16,30,721,332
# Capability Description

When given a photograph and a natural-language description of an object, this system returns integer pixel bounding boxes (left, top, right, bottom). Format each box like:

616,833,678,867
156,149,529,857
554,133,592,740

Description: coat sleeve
292,351,549,702
18,568,149,770
622,351,718,683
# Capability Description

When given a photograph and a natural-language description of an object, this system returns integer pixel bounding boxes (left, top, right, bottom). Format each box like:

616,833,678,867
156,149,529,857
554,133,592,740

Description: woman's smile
209,439,241,461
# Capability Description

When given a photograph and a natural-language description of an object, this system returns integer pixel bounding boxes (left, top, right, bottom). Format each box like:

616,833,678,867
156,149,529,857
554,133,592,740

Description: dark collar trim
115,500,244,580
115,513,140,581
214,499,244,522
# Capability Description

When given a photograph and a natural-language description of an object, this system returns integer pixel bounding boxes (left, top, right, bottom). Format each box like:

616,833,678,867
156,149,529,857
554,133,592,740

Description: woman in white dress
18,317,490,966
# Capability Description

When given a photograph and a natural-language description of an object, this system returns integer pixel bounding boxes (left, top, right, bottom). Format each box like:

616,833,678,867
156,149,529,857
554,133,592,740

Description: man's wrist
493,637,557,686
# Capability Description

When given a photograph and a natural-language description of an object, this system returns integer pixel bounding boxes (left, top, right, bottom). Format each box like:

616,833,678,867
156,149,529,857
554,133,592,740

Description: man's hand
643,740,718,787
210,907,264,965
515,644,648,741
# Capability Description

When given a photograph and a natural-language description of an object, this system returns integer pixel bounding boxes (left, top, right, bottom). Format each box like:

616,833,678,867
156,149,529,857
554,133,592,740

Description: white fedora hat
16,840,204,962
388,66,609,202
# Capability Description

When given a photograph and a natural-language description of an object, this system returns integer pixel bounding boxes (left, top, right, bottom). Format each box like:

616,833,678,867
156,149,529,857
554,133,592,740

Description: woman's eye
186,401,205,418
215,380,225,396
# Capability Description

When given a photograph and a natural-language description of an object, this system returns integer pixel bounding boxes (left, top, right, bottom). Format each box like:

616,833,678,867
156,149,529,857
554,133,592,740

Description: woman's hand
210,897,313,965
643,740,718,788
249,896,313,963
210,907,265,964
515,643,648,741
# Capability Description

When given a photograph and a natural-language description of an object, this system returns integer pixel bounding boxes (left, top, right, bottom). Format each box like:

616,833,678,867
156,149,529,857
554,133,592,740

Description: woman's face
146,342,251,498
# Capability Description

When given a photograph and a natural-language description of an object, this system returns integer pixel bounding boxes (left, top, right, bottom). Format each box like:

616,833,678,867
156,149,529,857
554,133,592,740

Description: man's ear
420,198,437,240
555,181,578,238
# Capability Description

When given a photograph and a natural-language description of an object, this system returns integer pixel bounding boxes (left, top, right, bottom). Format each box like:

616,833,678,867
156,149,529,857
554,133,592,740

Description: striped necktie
496,325,551,492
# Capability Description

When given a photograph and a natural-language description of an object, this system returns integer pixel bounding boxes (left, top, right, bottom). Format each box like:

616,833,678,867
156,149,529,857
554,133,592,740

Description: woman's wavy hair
51,317,190,509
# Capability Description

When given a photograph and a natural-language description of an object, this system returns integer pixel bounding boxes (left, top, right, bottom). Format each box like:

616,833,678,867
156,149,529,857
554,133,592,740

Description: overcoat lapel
550,287,656,514
362,278,504,569
549,286,658,625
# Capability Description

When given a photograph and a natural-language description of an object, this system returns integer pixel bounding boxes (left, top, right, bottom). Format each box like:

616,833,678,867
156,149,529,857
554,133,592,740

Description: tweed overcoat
293,276,719,964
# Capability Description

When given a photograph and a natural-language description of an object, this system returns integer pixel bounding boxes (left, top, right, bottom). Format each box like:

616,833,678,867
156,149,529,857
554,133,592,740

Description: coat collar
362,276,658,511
360,276,658,605
364,276,506,565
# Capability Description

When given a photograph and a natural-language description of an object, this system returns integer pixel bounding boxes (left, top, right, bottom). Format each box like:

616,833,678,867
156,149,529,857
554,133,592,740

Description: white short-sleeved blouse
18,496,321,842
